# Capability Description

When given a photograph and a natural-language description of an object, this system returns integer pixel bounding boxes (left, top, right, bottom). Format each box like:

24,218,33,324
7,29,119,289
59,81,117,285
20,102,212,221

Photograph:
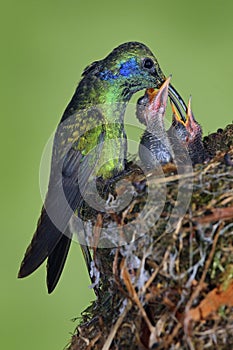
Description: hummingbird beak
145,76,170,123
185,96,200,135
148,76,170,112
171,96,201,141
168,83,187,123
170,100,186,126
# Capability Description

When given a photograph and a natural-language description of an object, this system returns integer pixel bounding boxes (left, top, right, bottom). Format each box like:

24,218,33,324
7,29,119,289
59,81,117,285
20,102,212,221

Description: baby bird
137,77,174,169
137,80,205,169
168,97,205,165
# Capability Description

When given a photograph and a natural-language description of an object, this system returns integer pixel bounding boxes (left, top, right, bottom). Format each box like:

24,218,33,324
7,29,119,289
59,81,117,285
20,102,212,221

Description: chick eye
143,58,154,70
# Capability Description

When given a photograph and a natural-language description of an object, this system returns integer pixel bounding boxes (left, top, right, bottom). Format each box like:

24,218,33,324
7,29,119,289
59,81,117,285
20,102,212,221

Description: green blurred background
1,0,233,349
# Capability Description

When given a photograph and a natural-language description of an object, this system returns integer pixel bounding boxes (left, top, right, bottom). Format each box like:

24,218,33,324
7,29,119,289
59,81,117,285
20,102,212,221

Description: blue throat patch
119,57,140,77
99,70,117,81
99,57,140,82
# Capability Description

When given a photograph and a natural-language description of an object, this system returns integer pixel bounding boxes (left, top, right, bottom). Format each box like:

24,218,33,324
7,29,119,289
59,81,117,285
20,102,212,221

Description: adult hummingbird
18,42,187,293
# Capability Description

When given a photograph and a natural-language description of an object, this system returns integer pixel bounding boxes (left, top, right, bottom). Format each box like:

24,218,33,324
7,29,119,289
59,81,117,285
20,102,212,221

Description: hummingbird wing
47,139,105,293
18,128,105,293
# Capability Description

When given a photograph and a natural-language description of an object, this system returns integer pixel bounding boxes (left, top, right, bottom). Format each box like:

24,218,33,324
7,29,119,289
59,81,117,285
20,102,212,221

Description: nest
68,124,233,350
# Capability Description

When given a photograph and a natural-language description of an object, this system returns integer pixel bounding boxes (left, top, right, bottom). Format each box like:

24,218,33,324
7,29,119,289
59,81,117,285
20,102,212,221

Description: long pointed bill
168,84,187,123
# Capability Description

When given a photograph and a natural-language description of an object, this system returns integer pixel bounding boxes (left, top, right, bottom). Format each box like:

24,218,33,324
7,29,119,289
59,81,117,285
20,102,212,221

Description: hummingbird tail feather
47,231,72,293
18,207,65,279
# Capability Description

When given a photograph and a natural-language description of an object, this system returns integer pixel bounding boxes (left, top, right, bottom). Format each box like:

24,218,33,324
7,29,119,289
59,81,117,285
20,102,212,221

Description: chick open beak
171,96,199,136
170,99,186,126
146,76,171,115
185,96,200,135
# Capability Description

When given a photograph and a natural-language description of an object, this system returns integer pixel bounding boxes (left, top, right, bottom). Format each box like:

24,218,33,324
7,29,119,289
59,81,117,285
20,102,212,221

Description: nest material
68,124,233,350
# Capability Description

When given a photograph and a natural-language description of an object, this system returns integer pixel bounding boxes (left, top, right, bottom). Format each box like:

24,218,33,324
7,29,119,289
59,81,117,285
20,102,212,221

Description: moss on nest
68,124,233,350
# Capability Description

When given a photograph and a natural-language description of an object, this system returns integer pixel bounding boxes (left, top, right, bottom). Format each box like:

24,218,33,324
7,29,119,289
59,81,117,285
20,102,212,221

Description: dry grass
68,124,233,350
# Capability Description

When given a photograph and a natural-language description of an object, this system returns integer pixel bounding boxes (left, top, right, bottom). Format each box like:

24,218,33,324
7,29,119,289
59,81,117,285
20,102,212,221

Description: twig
102,301,132,350
184,223,223,333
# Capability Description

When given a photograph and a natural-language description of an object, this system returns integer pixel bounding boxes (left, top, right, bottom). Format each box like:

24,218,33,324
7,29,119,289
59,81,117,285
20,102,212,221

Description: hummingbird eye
143,58,154,70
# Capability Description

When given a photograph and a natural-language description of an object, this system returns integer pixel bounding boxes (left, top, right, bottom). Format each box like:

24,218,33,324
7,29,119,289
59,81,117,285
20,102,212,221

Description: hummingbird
168,97,205,165
18,42,187,293
137,77,174,169
137,80,205,168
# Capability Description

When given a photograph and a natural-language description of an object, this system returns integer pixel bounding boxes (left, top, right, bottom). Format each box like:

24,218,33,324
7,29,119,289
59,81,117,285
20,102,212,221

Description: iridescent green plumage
18,42,186,293
56,42,166,179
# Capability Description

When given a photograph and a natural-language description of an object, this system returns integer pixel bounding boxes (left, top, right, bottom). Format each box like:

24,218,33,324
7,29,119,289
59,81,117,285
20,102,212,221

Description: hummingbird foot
96,164,140,201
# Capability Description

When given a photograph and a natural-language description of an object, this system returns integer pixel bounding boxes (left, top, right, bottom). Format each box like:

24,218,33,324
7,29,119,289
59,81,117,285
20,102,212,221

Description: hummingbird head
171,97,202,145
96,42,165,97
82,43,164,94
136,77,171,128
170,98,205,165
81,42,187,118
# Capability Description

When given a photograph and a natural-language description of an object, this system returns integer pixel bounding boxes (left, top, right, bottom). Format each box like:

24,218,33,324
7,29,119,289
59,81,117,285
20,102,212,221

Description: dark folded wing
18,129,105,292
18,147,83,279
